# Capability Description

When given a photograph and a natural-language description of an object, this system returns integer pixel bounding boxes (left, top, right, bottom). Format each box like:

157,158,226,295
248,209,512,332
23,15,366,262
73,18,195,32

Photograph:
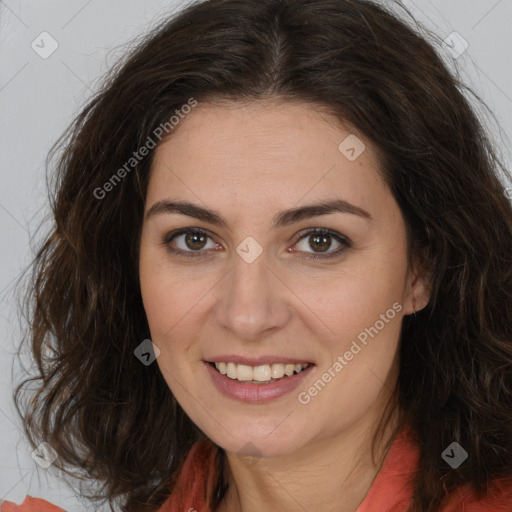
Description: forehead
148,100,390,218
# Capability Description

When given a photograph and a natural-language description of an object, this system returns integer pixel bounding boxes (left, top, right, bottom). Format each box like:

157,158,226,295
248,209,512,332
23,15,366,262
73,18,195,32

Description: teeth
213,362,309,382
284,364,295,376
253,365,271,381
237,364,253,381
226,362,237,379
271,363,285,379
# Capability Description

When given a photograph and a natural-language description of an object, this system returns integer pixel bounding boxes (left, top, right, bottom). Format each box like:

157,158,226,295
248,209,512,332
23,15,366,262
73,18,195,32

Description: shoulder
1,441,218,512
441,478,512,511
1,496,65,512
357,425,512,512
157,438,218,512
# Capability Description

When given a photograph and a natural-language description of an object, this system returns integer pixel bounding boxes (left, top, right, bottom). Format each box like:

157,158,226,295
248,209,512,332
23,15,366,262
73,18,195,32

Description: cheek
290,247,406,414
140,280,188,338
139,265,202,390
304,284,403,380
297,279,403,429
293,256,406,350
139,247,207,339
139,262,174,339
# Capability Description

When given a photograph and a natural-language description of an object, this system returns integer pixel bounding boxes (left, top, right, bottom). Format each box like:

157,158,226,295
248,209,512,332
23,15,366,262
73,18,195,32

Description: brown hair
14,0,512,511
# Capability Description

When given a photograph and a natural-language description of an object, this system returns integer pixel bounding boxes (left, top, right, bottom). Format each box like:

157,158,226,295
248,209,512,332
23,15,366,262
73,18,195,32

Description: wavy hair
14,0,512,511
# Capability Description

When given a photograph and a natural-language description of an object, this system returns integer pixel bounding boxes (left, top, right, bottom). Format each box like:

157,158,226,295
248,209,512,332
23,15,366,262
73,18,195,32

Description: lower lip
204,362,314,403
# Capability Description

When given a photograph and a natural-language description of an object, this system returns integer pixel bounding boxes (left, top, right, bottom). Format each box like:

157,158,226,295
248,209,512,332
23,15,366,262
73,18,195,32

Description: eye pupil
310,234,331,252
185,232,207,250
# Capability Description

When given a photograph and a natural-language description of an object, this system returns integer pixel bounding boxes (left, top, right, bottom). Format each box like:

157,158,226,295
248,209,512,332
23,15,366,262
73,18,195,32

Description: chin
204,414,313,458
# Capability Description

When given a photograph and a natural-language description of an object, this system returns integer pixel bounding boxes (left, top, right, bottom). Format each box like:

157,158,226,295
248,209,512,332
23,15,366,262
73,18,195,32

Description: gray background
0,0,511,510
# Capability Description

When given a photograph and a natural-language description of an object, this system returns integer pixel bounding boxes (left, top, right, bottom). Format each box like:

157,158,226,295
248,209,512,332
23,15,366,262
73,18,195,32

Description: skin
139,100,430,512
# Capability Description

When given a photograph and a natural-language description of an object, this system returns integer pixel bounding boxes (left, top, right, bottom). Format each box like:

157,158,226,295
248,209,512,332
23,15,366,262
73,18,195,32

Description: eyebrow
145,198,373,228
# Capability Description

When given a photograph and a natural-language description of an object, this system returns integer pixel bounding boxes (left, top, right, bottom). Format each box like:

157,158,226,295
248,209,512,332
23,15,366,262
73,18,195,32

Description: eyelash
162,227,352,261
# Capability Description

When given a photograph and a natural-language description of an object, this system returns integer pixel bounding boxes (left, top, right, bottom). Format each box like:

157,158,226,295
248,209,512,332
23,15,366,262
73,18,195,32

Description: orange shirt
0,496,64,512
3,427,512,511
158,426,512,511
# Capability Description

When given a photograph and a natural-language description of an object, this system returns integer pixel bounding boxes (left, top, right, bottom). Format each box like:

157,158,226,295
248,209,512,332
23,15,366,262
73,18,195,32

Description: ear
402,256,432,315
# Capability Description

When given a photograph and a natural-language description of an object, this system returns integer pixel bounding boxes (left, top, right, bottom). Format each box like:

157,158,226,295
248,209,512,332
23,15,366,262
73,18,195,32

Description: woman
4,0,512,511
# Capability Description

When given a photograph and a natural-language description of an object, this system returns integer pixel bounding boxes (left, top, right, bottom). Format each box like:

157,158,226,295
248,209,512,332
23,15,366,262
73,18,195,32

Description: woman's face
139,100,429,457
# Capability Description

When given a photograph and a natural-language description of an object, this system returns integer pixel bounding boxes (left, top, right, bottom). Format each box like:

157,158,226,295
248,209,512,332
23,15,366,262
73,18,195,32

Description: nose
214,248,291,342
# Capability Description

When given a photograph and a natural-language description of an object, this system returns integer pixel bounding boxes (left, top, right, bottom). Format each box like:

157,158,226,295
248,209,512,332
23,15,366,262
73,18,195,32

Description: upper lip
205,355,313,366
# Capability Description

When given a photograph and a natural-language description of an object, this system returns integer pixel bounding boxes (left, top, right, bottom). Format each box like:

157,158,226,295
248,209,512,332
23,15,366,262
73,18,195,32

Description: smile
211,361,310,383
204,360,315,403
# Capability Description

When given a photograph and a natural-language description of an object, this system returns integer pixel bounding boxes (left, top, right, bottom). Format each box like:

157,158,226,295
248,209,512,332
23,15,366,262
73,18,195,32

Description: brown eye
294,228,351,260
184,231,208,250
164,228,219,257
308,233,332,252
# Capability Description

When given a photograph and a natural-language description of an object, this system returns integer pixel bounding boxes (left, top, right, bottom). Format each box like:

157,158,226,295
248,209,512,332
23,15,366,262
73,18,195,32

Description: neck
216,408,402,512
